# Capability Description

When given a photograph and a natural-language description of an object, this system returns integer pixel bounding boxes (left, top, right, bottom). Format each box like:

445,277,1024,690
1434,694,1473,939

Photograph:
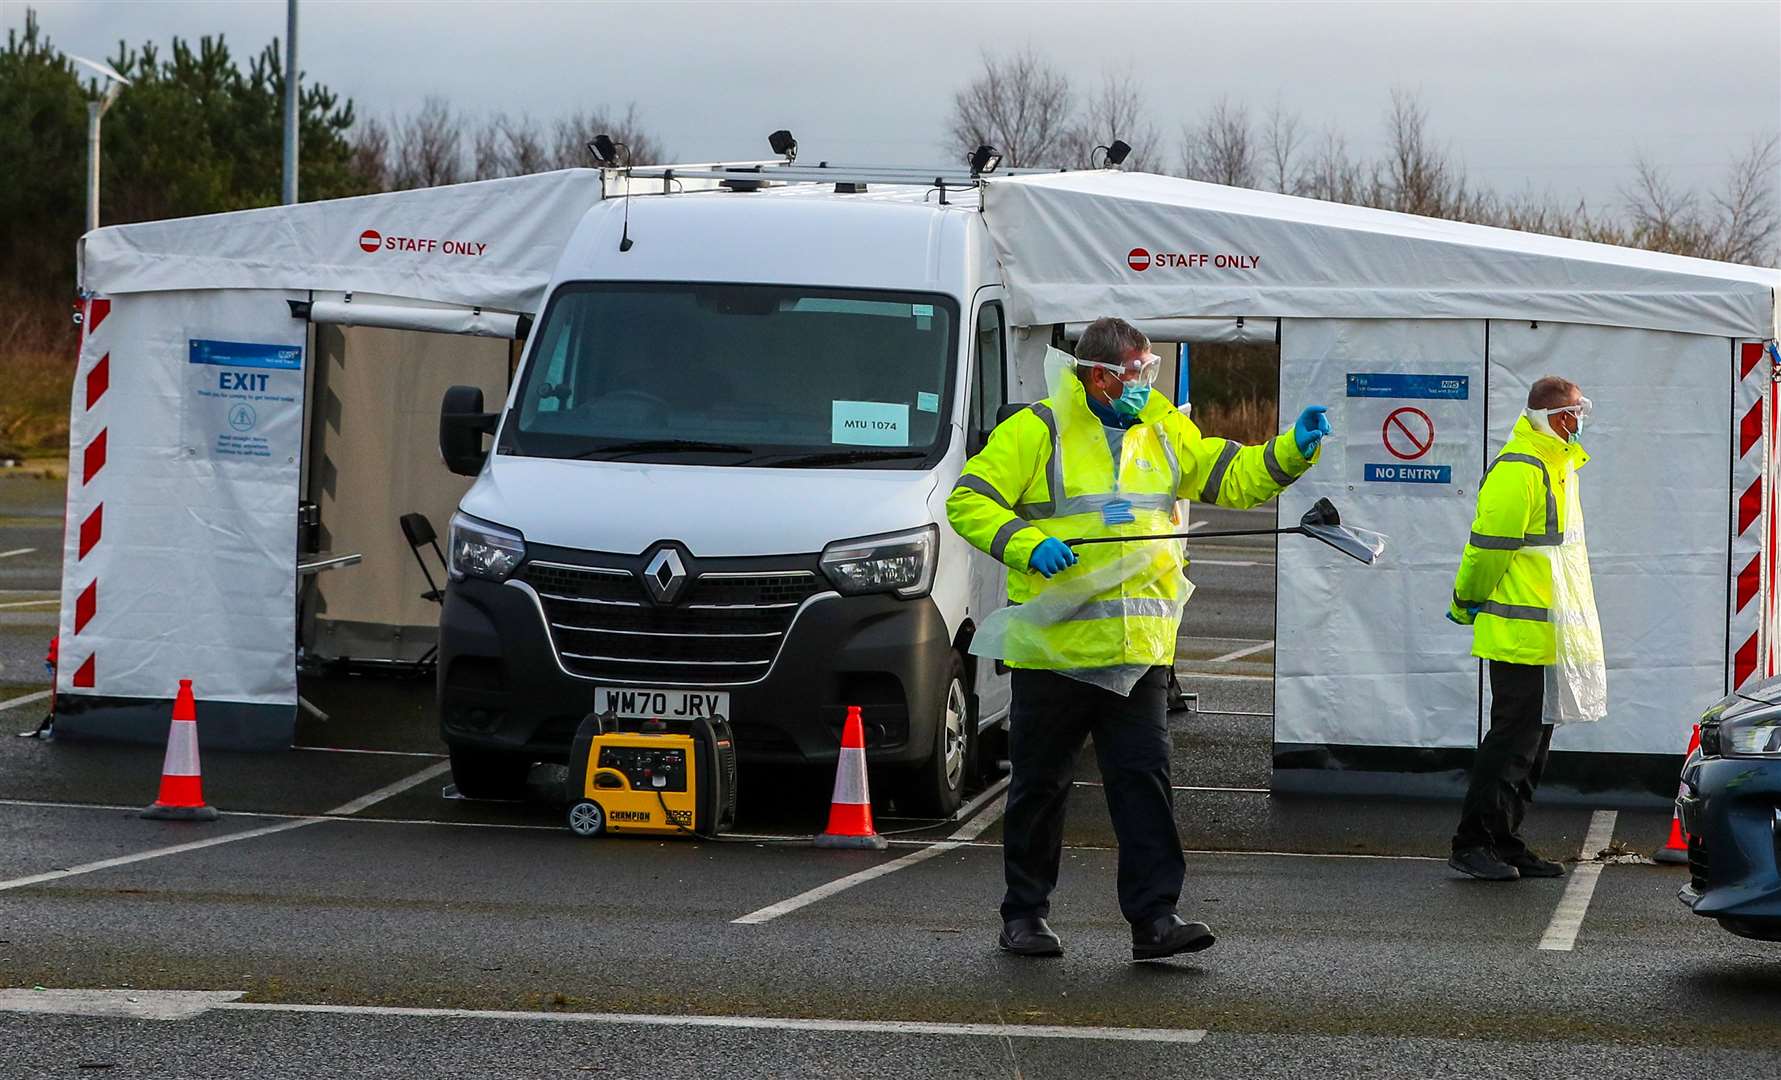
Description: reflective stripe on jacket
1449,415,1589,665
946,369,1316,669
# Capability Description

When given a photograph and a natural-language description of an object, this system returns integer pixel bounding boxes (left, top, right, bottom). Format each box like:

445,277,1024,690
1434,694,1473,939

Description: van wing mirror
995,403,1028,426
440,385,498,477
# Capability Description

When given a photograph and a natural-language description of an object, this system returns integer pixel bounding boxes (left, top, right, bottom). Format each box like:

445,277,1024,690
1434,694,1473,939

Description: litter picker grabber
1064,498,1387,565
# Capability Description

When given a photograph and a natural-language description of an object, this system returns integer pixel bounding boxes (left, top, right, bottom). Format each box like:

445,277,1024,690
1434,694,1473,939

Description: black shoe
1131,913,1216,961
1449,846,1519,881
998,917,1063,957
1503,851,1566,878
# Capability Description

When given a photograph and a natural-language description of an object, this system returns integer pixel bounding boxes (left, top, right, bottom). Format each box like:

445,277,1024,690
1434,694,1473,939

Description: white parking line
1537,809,1617,952
1073,781,1270,795
0,598,56,610
733,789,1010,925
0,989,1206,1043
292,745,448,759
1193,559,1260,567
0,762,451,894
1209,640,1274,663
322,761,451,816
0,796,1457,861
0,547,36,560
0,819,317,894
0,690,52,713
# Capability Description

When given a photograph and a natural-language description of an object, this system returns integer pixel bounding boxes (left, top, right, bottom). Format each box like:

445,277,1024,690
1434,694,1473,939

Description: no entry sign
1347,372,1472,491
1383,407,1434,460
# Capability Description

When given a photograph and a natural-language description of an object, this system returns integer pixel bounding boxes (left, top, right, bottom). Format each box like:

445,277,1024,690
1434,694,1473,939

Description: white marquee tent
62,166,1781,794
983,172,1779,792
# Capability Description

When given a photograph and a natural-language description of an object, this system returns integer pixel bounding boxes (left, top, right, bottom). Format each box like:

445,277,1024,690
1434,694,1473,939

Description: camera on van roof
768,129,798,164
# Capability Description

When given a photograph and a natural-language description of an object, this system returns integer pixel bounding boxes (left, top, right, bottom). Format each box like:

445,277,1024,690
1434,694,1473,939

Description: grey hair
1074,317,1150,368
1527,376,1581,410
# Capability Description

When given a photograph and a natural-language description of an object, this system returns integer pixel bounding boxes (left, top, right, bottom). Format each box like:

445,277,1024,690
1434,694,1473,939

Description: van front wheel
897,652,973,818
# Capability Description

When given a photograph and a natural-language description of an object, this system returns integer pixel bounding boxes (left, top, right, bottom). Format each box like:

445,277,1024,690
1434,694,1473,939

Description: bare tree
472,120,505,182
1179,98,1258,188
392,96,464,189
1381,88,1476,218
349,115,392,192
472,113,553,180
1057,73,1160,171
1299,128,1369,204
1263,98,1304,195
1709,134,1779,265
949,47,1074,168
549,103,667,169
1621,152,1712,256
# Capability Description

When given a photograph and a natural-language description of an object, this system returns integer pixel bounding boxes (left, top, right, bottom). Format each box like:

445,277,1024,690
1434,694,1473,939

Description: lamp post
282,0,298,204
69,55,129,234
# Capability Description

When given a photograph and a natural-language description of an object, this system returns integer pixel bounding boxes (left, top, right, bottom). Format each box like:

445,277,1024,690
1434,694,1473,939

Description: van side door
967,296,1012,726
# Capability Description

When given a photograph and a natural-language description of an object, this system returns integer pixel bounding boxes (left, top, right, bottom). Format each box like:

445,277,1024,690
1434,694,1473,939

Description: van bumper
437,576,952,766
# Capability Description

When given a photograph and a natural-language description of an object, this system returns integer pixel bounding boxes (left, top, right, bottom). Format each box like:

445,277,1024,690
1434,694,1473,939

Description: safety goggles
1079,352,1162,388
1541,396,1593,428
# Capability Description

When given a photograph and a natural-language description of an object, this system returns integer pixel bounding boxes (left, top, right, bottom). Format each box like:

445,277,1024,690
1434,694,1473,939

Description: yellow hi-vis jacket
946,369,1317,670
1449,415,1590,665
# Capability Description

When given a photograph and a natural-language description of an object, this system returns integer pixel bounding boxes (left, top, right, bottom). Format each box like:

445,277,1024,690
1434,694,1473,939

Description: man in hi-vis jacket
947,316,1329,960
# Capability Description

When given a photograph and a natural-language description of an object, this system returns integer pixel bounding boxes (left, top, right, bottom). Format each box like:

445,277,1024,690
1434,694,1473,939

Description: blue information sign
188,339,304,370
1346,373,1468,400
1364,464,1453,484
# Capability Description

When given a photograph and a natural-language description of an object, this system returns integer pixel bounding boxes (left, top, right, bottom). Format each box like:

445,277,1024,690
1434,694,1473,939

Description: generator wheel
567,800,606,838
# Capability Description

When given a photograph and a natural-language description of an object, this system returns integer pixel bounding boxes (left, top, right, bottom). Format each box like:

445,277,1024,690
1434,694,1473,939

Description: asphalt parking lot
1,478,1773,1079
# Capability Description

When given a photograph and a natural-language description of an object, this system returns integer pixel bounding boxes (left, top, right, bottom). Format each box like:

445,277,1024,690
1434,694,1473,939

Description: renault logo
641,546,689,604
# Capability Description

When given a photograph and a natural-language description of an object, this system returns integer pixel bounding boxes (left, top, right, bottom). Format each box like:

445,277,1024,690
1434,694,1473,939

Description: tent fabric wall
305,325,509,662
1276,317,1735,781
56,289,304,747
1483,322,1729,757
1275,319,1486,758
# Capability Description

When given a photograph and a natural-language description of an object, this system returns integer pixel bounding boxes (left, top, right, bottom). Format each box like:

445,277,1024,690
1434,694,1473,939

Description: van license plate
595,687,730,722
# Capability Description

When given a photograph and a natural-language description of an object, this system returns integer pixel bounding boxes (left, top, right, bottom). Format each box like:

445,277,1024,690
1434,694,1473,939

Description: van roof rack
619,160,1071,190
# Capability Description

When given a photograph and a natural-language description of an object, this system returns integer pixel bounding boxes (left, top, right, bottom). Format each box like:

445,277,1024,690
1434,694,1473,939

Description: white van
434,174,1026,815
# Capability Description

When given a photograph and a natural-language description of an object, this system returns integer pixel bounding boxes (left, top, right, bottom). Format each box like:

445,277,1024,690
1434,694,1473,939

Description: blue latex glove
1446,605,1481,625
1101,499,1136,526
1294,405,1332,455
1028,537,1078,578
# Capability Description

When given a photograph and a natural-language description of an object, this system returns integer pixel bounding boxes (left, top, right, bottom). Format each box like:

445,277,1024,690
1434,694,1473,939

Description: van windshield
501,283,958,468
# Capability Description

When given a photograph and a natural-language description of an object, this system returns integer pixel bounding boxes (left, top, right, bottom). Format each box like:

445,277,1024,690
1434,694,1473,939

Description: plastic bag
1543,462,1606,724
970,540,1193,698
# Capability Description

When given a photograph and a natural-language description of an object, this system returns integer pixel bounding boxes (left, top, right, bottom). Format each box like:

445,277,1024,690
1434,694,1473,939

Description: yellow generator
563,713,737,839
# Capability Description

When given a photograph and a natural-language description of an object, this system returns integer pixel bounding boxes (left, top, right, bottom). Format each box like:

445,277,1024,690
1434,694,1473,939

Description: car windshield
500,283,958,468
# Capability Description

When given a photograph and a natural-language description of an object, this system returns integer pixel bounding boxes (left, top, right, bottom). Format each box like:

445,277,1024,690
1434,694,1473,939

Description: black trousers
1001,666,1184,925
1453,661,1554,857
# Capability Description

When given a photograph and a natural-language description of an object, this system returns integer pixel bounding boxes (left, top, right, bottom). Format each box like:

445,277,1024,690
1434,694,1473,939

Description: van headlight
820,525,937,599
1723,714,1781,758
448,512,526,582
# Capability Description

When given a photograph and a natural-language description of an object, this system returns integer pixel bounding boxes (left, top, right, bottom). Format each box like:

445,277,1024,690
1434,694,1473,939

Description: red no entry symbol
1382,406,1434,460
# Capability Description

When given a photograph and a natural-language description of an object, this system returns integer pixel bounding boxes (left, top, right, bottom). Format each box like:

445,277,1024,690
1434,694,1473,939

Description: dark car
1677,675,1781,941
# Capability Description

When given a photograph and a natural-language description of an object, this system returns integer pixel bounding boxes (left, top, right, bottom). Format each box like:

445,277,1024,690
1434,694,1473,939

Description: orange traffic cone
142,679,219,821
1653,724,1701,865
815,706,886,850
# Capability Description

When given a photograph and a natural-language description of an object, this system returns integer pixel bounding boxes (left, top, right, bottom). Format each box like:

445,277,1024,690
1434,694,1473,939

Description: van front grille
518,561,824,685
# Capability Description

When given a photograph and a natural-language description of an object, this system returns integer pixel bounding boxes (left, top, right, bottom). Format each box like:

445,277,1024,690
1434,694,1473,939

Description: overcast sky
12,0,1780,213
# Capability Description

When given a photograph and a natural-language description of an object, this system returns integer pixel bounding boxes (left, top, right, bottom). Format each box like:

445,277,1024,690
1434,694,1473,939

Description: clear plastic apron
1543,461,1606,724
